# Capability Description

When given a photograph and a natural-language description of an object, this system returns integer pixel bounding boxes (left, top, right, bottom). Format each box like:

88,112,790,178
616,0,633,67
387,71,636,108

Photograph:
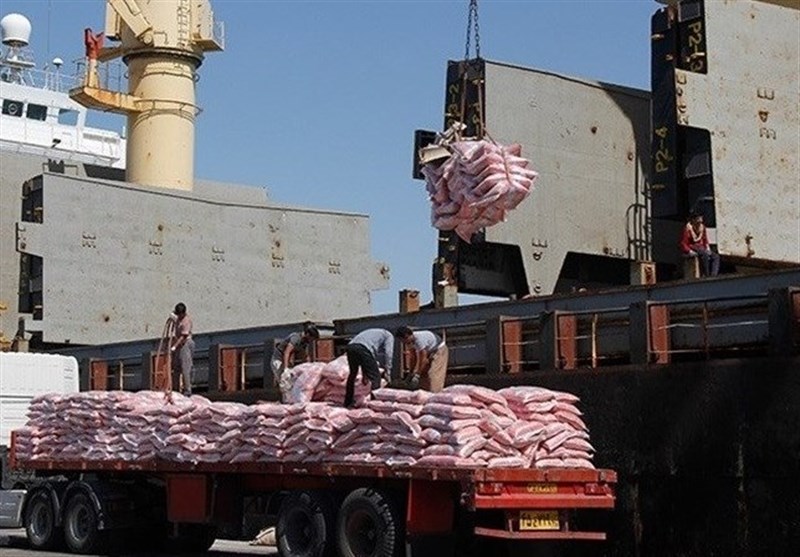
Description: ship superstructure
0,14,126,168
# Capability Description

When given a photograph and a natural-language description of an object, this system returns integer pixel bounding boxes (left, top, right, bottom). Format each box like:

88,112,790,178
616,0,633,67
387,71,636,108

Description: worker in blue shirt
343,328,395,407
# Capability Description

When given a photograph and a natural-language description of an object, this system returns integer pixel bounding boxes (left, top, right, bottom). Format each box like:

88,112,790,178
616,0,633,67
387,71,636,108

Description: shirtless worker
395,326,449,392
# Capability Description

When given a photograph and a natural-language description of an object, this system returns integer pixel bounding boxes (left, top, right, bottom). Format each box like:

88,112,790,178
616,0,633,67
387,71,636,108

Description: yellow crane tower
70,0,224,191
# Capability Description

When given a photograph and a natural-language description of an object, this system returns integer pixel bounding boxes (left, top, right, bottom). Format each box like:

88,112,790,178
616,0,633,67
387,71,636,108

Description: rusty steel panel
502,319,523,373
219,346,239,392
89,359,109,391
311,338,336,363
557,314,578,370
649,304,672,364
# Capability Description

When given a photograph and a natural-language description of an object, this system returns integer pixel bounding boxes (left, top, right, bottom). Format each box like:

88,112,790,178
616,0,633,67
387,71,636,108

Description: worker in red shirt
679,212,720,277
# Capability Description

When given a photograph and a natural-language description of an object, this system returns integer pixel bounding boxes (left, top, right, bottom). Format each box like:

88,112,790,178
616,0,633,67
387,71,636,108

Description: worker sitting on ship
679,211,720,278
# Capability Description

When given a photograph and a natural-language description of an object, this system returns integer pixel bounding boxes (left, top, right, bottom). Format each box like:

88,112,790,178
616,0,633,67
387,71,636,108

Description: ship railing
213,343,265,392
647,294,771,361
75,287,798,397
485,289,796,373
87,355,140,391
73,58,127,94
0,64,79,92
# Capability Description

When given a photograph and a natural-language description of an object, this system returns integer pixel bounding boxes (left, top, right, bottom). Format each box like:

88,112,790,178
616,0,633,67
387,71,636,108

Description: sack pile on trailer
421,139,538,242
14,382,594,469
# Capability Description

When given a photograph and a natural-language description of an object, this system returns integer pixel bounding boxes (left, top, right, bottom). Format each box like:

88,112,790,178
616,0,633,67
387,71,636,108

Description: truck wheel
337,488,402,557
63,492,106,554
276,491,335,557
24,490,62,551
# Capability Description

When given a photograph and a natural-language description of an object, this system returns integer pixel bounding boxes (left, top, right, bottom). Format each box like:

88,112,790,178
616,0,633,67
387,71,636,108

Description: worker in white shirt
395,326,448,392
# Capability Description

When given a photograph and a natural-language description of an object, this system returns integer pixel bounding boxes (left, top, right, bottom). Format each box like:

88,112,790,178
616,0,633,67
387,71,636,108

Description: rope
156,316,176,393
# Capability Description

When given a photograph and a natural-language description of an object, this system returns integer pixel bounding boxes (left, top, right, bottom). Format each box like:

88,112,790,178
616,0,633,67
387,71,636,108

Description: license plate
526,483,557,494
519,510,560,531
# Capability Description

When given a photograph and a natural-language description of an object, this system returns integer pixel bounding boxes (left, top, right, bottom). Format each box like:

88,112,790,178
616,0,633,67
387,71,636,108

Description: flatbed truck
6,431,616,556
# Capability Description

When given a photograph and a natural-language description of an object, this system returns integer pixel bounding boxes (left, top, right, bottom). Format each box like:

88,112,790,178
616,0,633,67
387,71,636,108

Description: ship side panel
17,173,386,344
482,62,651,295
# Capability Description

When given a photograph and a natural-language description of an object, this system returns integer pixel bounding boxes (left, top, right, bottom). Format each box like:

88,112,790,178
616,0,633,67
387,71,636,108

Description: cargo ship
4,0,800,555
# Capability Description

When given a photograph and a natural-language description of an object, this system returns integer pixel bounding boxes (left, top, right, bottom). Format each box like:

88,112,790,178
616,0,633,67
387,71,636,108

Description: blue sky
2,0,657,315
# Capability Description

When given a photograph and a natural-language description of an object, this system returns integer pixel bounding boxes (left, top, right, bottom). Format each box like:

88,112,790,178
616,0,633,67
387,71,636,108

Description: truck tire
24,489,62,551
63,492,107,554
276,491,336,557
336,488,402,557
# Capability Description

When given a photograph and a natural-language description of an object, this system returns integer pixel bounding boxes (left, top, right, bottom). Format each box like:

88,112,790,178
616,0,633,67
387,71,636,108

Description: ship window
57,108,78,126
2,99,23,117
27,103,48,121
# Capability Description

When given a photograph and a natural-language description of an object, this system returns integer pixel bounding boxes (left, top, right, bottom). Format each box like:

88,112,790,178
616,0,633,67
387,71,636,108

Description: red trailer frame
11,430,616,553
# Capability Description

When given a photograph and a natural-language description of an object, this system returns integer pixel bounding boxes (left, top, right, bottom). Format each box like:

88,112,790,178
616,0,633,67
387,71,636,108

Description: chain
464,0,481,60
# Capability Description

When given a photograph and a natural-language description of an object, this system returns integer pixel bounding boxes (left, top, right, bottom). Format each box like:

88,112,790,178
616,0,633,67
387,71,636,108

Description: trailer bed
13,453,613,483
9,434,617,551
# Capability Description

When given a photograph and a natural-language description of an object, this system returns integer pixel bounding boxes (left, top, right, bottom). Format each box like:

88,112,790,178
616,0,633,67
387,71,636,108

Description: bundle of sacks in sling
14,381,594,469
280,356,376,406
421,139,538,242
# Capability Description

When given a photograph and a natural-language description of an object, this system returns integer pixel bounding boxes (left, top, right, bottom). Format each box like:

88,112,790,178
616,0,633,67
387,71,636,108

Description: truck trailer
6,430,616,556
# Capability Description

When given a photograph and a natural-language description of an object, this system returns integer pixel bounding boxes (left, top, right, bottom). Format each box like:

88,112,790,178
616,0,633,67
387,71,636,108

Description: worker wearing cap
396,326,449,392
271,322,320,394
343,328,394,408
170,303,195,396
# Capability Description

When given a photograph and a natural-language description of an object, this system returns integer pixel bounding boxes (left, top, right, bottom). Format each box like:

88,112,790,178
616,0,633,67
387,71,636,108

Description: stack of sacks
283,403,357,463
161,398,250,463
15,391,188,462
312,356,375,406
421,139,538,242
414,385,527,468
13,385,594,470
231,402,292,463
345,388,430,467
281,356,376,406
499,387,594,469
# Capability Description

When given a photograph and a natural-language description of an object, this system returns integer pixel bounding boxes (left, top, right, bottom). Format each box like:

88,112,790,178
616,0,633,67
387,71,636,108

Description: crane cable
462,1,503,149
464,0,481,61
461,0,494,143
